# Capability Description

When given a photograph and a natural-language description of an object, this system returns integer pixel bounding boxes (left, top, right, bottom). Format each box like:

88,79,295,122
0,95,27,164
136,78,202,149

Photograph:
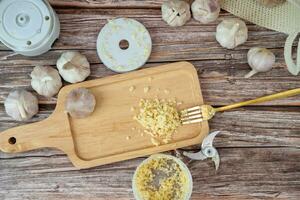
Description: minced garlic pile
134,99,181,145
135,157,188,200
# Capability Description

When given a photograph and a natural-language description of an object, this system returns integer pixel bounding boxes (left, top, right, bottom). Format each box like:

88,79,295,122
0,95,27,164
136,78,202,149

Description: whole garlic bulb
57,51,90,83
191,0,220,24
245,47,275,78
216,19,248,49
65,88,96,119
30,66,62,97
4,90,38,121
161,0,191,27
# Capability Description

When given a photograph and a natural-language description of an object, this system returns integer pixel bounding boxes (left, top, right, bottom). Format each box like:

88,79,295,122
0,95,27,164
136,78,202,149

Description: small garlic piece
245,47,275,78
144,86,150,93
65,88,96,119
191,0,220,24
216,19,248,49
164,89,170,94
57,51,90,83
4,90,38,121
30,66,62,97
161,0,191,27
151,137,160,146
129,86,135,92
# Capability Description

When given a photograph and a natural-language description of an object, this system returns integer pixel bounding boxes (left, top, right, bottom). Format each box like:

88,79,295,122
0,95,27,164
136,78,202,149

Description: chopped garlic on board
135,99,181,145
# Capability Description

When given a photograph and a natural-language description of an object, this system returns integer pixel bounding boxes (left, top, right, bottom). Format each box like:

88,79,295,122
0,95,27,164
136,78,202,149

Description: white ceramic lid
0,0,60,56
97,18,152,73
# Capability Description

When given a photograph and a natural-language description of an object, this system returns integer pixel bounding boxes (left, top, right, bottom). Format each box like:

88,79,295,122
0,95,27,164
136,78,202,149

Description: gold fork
180,88,300,124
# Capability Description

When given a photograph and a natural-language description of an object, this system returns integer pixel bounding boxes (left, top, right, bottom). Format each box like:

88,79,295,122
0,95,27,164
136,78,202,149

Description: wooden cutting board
0,62,209,169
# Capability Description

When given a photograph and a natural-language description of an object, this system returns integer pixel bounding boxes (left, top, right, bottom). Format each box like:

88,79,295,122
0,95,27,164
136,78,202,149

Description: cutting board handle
0,117,69,153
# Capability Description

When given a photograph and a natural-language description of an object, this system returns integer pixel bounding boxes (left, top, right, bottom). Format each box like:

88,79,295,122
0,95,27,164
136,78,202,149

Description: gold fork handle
214,88,300,112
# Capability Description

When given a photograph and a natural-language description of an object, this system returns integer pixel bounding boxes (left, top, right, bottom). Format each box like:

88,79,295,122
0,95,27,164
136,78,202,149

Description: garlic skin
30,66,62,97
216,19,248,49
65,88,96,119
191,0,220,24
245,47,275,78
57,51,91,83
4,90,39,121
161,0,191,27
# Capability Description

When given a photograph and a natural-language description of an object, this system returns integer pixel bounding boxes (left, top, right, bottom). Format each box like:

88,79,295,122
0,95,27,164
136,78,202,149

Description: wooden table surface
0,1,299,199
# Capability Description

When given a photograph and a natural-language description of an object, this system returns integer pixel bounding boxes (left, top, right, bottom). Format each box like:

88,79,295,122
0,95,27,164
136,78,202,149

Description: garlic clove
245,47,276,78
216,19,248,49
191,0,220,24
161,0,191,27
4,90,39,121
31,66,62,97
57,51,91,83
65,88,96,119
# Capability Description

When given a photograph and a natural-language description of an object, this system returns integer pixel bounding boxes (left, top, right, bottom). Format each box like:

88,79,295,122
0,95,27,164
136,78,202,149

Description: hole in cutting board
8,137,16,145
119,40,129,50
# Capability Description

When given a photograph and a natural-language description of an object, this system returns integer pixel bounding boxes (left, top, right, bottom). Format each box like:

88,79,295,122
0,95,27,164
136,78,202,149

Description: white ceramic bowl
132,154,193,200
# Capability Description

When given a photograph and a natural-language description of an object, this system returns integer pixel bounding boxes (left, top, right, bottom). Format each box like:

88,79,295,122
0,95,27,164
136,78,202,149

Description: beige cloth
221,0,300,75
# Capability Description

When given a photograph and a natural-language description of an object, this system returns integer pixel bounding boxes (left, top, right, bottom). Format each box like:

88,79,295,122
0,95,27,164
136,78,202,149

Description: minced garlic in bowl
132,154,193,200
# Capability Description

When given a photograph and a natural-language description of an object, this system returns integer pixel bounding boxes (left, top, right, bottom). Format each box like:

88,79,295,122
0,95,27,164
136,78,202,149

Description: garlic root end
244,70,258,78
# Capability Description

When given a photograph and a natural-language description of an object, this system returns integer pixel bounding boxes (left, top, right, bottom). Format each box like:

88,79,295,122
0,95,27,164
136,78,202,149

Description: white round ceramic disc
0,0,60,56
97,18,152,72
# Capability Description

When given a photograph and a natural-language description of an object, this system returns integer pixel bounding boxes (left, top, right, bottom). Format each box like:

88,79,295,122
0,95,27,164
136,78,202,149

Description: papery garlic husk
245,47,275,78
191,0,220,24
161,0,191,27
4,90,39,121
256,0,286,8
65,88,96,119
30,66,62,97
216,19,248,49
57,51,91,83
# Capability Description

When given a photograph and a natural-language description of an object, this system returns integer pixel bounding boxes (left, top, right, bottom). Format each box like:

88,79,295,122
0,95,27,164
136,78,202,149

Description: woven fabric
221,0,299,34
221,0,300,75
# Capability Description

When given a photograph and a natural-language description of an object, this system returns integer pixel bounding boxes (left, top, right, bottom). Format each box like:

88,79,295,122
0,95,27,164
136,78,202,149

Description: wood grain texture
0,147,299,200
0,62,210,169
49,0,165,8
0,2,299,200
0,106,299,152
0,61,299,106
0,9,299,106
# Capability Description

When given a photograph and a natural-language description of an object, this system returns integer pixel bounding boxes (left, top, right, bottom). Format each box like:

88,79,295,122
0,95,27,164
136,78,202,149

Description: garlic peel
161,0,191,27
31,66,62,97
191,0,220,24
216,19,248,49
245,47,275,78
57,51,91,83
65,88,96,119
4,90,39,121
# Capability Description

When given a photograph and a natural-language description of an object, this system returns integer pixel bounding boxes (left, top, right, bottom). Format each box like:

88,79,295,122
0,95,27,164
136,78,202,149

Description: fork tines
180,106,203,125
